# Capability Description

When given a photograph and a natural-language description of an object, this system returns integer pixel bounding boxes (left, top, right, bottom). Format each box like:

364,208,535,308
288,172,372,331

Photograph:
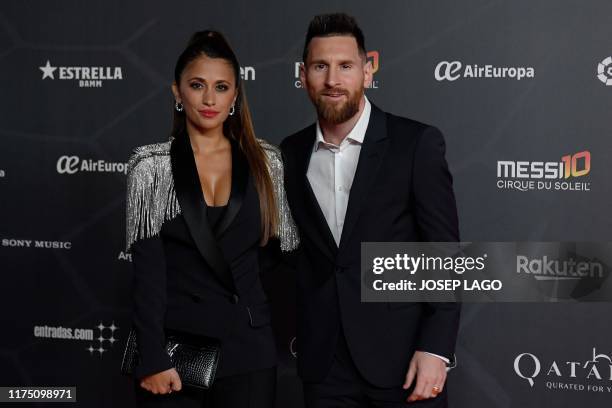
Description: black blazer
280,103,461,387
127,133,279,379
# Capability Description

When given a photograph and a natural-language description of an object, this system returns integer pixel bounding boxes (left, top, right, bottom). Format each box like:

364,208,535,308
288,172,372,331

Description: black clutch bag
120,327,221,389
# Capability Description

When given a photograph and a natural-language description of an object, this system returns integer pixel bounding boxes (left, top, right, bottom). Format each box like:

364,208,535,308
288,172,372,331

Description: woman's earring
229,104,235,116
175,101,184,112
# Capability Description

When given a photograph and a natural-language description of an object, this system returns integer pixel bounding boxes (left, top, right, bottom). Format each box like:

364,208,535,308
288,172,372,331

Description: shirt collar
314,95,371,152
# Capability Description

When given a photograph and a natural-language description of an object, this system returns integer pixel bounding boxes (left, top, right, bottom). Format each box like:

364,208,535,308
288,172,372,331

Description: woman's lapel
170,131,236,292
214,137,248,238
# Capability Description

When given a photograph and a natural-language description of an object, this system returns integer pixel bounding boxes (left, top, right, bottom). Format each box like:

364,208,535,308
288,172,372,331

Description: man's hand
403,351,447,402
140,368,182,395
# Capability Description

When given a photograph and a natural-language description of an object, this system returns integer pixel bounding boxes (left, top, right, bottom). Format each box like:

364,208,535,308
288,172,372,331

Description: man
280,13,461,407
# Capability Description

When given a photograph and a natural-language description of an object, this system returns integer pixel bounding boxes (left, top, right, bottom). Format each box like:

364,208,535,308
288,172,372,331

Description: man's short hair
302,13,367,63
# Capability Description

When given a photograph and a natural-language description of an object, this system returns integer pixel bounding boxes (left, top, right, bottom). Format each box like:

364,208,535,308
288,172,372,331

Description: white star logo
39,60,57,80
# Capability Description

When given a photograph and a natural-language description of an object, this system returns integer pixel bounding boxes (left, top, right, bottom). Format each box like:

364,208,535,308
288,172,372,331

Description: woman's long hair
171,30,277,245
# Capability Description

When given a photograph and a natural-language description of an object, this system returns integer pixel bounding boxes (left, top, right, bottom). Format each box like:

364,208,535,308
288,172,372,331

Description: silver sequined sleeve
259,139,300,252
125,142,180,252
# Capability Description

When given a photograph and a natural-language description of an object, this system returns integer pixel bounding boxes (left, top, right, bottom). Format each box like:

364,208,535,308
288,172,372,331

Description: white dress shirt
307,96,371,245
306,95,450,367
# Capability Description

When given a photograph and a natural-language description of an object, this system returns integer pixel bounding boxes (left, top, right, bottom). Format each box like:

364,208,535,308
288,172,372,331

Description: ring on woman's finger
432,385,442,395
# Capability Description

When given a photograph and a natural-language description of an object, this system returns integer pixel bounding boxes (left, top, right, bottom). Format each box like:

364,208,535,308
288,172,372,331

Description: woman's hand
140,368,182,394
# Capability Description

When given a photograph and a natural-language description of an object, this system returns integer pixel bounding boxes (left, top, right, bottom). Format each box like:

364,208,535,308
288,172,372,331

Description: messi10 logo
497,151,591,180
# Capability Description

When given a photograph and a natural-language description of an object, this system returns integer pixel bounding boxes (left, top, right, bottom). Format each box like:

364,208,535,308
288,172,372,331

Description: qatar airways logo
56,156,128,175
434,60,535,81
497,151,591,192
514,348,612,393
39,60,123,88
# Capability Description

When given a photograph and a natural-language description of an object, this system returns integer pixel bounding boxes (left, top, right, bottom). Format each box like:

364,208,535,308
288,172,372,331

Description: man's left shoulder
382,110,443,140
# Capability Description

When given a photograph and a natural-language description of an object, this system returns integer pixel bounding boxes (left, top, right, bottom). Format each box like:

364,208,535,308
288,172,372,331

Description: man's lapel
338,104,389,251
294,125,338,261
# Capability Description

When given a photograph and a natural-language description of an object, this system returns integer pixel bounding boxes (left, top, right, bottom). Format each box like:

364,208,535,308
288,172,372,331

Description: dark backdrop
1,1,611,407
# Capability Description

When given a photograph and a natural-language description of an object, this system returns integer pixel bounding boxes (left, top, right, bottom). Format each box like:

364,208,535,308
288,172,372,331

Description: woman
125,30,298,407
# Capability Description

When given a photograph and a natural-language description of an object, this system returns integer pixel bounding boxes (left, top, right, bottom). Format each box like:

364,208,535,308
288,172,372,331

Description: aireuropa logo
293,50,381,89
435,60,535,81
39,60,123,88
496,150,591,192
240,65,255,81
597,56,612,85
514,348,612,393
33,321,120,356
56,155,128,175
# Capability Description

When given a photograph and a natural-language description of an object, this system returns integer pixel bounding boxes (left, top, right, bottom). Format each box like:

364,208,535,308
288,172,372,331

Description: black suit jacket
280,103,461,387
128,133,276,379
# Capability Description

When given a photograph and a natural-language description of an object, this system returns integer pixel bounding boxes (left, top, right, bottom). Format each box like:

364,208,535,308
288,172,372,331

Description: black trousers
303,331,448,408
133,366,277,408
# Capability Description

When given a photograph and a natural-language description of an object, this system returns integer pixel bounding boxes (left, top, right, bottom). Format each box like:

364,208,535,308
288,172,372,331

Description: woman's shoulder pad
127,141,172,173
256,138,281,159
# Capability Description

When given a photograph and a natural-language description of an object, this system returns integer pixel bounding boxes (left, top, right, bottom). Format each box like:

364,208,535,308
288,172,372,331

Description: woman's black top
129,134,280,380
206,204,227,230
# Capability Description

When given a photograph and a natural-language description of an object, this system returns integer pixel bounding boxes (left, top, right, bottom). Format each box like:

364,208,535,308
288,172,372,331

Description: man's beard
312,87,362,124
